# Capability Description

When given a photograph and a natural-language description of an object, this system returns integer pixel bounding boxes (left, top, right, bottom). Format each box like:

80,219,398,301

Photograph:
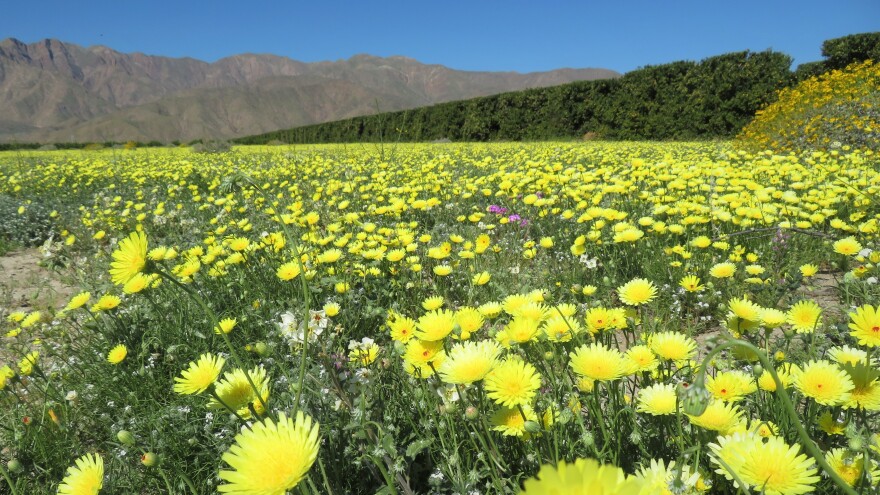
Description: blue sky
1,1,878,74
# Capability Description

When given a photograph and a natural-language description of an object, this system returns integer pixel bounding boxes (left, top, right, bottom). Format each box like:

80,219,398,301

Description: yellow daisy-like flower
215,317,238,335
478,301,503,318
520,458,644,494
122,273,150,294
727,297,762,322
799,263,819,277
18,351,38,376
173,353,225,395
64,292,91,312
20,311,41,328
709,431,762,485
276,261,301,281
415,309,457,341
617,278,657,306
455,307,484,339
738,436,820,495
687,400,744,434
818,411,846,435
57,453,103,495
209,366,270,419
706,370,757,402
432,265,452,276
825,448,880,487
679,275,705,292
833,236,862,256
109,231,148,286
0,365,14,390
388,314,417,343
757,364,801,392
827,345,869,366
709,262,737,279
569,343,626,382
485,358,542,407
623,345,658,373
218,412,320,495
472,271,491,285
90,294,121,312
106,344,127,365
491,404,537,437
787,300,822,333
438,340,502,384
584,307,612,333
648,331,697,362
542,315,582,342
848,304,880,347
759,308,788,328
636,383,677,416
794,360,854,406
422,296,444,311
505,316,541,344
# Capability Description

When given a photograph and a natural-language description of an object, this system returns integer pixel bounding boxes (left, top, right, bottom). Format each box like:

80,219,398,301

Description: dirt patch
800,272,844,319
0,248,78,320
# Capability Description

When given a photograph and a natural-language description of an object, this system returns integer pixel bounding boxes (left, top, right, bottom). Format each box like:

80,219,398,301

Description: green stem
698,337,858,495
155,268,270,415
0,462,19,495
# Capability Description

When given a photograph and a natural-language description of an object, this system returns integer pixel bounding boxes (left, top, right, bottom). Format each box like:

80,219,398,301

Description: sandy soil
0,248,78,320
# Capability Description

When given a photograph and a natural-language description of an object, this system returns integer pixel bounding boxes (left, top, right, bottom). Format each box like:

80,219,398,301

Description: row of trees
237,50,793,144
238,32,879,145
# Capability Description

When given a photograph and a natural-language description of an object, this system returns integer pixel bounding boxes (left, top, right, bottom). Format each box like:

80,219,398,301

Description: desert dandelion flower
687,400,744,434
709,262,737,279
438,340,502,384
649,331,697,362
209,366,270,419
520,458,644,494
415,309,457,341
485,358,542,407
617,278,657,306
106,344,127,364
636,383,677,416
64,292,91,312
848,304,880,347
57,453,103,495
679,275,705,292
833,237,862,256
794,360,854,406
490,404,537,437
738,436,820,495
787,300,822,333
218,412,320,495
173,353,225,395
569,343,626,382
109,231,148,286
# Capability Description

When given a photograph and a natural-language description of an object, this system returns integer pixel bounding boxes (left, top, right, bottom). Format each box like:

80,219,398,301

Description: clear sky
1,0,878,74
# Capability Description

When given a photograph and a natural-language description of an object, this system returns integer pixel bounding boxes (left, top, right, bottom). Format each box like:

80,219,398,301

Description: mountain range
0,38,618,143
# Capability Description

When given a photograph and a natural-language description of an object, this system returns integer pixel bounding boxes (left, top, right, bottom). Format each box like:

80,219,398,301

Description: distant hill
0,38,618,143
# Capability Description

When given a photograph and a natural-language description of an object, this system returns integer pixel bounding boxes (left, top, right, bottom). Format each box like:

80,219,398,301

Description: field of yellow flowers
1,142,879,494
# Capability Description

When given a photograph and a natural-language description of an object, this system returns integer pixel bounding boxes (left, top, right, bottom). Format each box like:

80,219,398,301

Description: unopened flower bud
7,459,22,474
524,421,541,434
253,342,269,356
465,406,479,420
752,364,764,378
141,452,159,467
117,430,135,446
678,378,711,416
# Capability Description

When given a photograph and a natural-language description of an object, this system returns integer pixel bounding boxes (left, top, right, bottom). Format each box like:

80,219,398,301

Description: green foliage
0,195,58,247
237,50,793,144
822,32,880,71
